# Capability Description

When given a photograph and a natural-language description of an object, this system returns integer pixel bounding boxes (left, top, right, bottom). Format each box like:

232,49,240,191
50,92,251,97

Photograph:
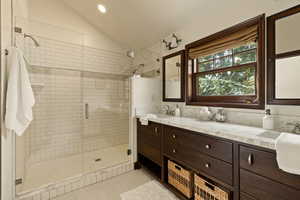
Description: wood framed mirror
267,5,300,105
162,50,185,102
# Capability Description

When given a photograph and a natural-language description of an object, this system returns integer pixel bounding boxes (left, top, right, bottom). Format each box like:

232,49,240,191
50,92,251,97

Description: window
186,15,265,109
197,43,256,96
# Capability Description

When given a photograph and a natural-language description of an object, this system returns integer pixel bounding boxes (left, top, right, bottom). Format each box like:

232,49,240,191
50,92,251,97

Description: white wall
135,0,300,130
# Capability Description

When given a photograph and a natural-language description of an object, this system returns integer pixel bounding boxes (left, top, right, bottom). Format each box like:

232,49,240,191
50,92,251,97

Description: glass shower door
15,68,84,194
15,17,85,194
82,72,130,174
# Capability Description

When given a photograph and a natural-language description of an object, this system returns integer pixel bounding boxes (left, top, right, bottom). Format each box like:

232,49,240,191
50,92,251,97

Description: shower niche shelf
31,82,45,87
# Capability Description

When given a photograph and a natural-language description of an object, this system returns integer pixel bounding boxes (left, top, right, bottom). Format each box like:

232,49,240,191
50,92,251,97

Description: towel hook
14,27,41,47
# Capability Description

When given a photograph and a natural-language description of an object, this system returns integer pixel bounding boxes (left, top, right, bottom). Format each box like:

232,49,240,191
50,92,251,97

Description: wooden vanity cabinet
137,120,300,200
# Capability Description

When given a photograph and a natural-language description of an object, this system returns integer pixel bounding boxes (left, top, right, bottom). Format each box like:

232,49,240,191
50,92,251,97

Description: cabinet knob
205,144,211,149
154,127,158,133
205,163,210,168
248,154,253,165
172,149,176,154
172,134,176,139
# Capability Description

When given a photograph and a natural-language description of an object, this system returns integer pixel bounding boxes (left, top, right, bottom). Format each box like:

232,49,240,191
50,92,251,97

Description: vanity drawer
240,169,300,200
164,126,233,163
240,146,300,190
163,141,179,160
166,144,233,185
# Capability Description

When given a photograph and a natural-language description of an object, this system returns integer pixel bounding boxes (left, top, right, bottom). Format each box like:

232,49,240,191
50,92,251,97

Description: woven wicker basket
168,160,193,198
194,174,229,200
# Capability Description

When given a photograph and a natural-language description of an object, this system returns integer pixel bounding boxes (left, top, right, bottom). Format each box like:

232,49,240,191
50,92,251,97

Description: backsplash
160,102,300,133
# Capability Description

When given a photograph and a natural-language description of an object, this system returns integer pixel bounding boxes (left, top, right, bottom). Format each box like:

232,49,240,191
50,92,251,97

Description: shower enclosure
15,17,132,194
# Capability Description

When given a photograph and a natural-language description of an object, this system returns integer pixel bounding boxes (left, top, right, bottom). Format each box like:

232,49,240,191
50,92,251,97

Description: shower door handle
85,103,89,119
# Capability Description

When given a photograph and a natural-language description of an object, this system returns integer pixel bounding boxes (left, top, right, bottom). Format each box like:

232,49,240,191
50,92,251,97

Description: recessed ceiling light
97,4,107,14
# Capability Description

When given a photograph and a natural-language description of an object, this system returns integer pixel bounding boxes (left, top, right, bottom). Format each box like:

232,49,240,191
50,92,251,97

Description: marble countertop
138,114,281,150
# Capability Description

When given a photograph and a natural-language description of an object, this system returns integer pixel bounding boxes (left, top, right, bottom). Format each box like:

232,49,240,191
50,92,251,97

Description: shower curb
16,162,134,200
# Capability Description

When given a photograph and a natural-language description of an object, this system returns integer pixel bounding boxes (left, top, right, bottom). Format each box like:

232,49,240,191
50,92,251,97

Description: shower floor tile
54,169,153,200
83,144,130,174
18,144,130,193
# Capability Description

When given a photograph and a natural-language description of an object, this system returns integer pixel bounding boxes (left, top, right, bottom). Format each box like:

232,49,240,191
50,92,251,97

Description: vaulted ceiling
62,0,213,48
62,0,299,49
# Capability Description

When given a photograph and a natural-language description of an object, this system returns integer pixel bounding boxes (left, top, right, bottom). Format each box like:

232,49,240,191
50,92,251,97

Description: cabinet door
137,119,142,153
140,122,162,149
137,120,162,165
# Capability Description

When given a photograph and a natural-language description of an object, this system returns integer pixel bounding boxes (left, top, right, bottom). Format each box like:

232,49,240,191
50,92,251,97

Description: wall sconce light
162,34,182,50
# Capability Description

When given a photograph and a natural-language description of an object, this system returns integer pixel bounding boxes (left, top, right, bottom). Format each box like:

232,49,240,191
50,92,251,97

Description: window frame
185,14,265,109
267,5,300,105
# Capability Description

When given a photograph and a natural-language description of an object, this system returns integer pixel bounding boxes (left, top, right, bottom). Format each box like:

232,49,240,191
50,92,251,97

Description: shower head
130,63,145,76
126,50,135,58
24,34,40,47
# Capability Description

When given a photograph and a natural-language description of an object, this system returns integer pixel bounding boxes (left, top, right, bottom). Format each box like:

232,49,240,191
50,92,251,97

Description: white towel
139,114,157,126
275,132,300,175
5,47,35,136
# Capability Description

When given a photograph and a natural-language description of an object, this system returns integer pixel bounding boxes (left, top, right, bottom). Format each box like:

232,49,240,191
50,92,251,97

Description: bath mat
120,180,180,200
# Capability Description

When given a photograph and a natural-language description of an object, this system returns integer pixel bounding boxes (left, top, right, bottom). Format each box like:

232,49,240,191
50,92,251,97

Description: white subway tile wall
25,68,83,165
22,35,132,74
83,47,132,74
24,35,83,71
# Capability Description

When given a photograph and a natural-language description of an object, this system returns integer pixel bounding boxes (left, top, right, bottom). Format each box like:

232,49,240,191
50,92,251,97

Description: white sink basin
257,131,281,139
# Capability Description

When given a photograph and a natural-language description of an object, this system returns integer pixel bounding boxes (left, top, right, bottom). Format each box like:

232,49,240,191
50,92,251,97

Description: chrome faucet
215,108,226,122
286,122,300,134
162,105,175,116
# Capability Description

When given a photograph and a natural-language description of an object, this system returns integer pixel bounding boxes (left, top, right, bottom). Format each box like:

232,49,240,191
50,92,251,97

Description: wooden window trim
195,62,256,76
185,14,265,109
